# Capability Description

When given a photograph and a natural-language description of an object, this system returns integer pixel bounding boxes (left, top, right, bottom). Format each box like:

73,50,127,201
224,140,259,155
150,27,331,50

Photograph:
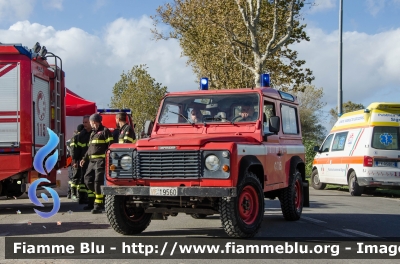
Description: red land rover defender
102,87,309,238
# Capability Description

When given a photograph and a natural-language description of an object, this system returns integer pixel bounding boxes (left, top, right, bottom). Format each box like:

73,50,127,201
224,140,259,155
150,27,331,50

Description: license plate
149,187,178,196
376,161,397,167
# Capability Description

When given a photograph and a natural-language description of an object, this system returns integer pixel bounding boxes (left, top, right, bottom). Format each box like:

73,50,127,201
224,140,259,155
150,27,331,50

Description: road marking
326,229,354,237
343,229,379,238
302,216,326,224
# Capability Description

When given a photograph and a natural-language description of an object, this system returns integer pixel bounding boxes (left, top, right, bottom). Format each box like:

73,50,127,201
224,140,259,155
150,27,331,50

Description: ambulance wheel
279,169,303,221
220,171,264,238
190,213,207,219
105,195,152,235
311,170,326,190
349,172,363,196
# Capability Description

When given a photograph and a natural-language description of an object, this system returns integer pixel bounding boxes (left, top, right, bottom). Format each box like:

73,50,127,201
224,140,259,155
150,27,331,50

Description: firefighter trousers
84,159,105,206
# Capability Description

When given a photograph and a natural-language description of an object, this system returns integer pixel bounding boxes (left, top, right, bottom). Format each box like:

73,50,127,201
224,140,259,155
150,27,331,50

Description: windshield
158,93,260,124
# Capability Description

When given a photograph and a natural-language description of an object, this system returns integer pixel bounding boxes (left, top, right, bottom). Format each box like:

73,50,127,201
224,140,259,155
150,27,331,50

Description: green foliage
152,0,314,91
110,65,167,134
292,85,327,176
304,139,317,177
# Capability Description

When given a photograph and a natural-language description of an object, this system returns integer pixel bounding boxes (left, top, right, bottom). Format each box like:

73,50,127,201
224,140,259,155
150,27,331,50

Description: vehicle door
315,134,334,182
262,99,281,186
329,131,349,184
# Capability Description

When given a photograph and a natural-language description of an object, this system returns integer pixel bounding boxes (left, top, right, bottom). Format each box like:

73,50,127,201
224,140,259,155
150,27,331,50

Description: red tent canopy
66,88,97,116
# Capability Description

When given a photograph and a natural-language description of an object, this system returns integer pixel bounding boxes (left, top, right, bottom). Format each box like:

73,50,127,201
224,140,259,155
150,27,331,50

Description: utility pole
338,0,343,117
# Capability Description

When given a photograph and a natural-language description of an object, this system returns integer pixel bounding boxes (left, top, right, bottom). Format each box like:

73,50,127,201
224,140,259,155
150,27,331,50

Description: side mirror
313,146,321,152
143,120,154,137
269,116,280,134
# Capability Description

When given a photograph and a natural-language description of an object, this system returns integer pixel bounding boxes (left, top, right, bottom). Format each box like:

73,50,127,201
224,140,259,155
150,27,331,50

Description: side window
281,104,299,134
332,132,348,151
263,101,275,136
321,134,334,153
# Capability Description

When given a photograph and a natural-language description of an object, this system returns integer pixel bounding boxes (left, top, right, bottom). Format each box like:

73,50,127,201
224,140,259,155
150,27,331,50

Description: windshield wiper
169,111,194,126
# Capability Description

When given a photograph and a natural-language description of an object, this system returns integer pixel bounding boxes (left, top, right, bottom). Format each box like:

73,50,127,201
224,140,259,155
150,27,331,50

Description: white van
312,102,400,196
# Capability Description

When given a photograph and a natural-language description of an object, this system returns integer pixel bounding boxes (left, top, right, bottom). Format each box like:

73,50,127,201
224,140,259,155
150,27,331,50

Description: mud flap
303,181,310,207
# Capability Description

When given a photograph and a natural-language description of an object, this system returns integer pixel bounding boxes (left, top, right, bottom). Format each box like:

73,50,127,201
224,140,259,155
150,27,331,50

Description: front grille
137,151,201,178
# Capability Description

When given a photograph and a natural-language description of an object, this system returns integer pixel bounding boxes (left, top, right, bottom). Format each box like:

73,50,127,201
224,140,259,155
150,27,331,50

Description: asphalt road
1,188,399,263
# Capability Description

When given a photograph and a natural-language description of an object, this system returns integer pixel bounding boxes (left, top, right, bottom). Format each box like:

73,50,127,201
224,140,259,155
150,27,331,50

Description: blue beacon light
200,77,209,90
260,73,270,87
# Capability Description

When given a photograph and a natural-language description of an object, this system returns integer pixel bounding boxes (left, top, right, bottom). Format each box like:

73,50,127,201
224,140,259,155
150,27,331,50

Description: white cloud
0,0,35,22
308,0,336,14
293,26,400,125
44,0,63,10
0,18,195,108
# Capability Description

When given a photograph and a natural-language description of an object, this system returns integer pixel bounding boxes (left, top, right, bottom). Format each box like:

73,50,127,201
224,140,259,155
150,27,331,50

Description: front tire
105,195,152,235
311,169,326,190
349,172,363,196
190,214,208,219
279,169,303,221
220,171,264,238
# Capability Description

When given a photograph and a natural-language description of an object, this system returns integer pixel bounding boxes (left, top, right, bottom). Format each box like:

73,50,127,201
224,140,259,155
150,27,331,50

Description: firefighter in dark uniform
74,115,92,204
80,113,113,214
68,124,84,200
116,112,136,143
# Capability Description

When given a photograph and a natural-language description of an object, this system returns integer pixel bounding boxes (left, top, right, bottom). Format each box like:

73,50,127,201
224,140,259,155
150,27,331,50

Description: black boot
83,197,94,210
71,187,78,201
91,203,104,214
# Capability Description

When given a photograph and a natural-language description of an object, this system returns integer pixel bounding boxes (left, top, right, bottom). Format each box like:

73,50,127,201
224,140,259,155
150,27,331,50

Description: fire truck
0,42,66,198
102,76,309,238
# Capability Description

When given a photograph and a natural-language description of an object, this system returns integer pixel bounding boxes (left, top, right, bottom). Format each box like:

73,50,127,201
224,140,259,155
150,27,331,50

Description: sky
1,0,400,130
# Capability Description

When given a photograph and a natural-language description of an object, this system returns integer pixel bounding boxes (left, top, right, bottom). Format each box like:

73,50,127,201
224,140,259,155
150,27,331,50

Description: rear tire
311,169,326,190
105,195,152,235
349,172,363,196
220,171,264,238
279,169,303,221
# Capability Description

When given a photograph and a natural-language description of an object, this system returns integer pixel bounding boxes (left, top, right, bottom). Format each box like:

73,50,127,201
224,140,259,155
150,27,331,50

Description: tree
152,0,314,91
293,85,327,176
329,101,365,126
110,65,167,135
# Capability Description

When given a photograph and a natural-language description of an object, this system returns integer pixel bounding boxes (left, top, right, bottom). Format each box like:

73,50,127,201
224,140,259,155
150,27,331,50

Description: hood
136,134,259,147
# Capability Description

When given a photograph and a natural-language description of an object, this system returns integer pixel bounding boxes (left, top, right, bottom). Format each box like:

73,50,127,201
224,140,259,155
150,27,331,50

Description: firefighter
116,112,136,143
74,115,92,204
80,113,113,214
68,125,84,200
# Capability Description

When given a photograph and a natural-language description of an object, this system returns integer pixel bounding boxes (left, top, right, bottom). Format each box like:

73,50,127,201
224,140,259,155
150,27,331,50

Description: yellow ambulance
312,102,400,196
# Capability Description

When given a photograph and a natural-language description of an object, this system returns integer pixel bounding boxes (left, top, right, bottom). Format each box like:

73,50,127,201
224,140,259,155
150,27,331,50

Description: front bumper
102,186,237,197
358,177,400,187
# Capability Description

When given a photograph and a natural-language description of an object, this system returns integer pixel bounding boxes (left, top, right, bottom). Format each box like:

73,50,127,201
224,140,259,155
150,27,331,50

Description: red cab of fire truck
0,42,66,198
102,76,309,238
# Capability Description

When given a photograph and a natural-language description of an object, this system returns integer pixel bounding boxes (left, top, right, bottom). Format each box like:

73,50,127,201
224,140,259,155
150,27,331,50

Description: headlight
120,155,132,170
205,155,220,171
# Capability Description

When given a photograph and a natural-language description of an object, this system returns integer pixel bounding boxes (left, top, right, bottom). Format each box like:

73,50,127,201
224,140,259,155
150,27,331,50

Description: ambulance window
372,127,400,150
280,104,299,134
332,132,348,151
263,101,275,136
321,134,334,153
